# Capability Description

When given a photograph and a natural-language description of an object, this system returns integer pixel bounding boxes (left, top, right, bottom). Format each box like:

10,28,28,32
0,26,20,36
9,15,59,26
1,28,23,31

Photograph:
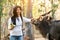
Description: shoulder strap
20,14,24,36
11,16,16,25
20,15,23,28
11,15,23,26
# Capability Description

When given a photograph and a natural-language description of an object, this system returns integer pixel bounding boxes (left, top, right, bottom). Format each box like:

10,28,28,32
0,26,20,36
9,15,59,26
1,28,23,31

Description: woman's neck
17,15,20,17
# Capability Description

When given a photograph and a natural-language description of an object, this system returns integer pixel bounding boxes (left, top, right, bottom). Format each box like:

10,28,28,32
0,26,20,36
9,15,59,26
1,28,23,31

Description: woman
8,6,33,40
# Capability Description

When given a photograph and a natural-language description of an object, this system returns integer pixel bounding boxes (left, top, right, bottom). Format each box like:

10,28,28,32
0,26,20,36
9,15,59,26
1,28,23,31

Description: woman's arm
23,17,36,24
23,17,31,23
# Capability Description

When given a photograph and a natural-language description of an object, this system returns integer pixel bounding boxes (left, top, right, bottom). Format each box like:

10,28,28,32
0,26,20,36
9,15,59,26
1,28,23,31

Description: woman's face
16,7,21,15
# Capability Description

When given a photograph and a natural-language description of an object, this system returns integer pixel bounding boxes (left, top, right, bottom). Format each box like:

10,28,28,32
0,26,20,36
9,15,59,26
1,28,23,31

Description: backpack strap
20,15,23,27
11,16,16,25
11,16,23,25
20,14,24,35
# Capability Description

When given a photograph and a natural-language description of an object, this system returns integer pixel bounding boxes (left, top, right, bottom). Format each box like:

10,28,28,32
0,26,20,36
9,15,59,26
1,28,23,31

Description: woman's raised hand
31,18,36,24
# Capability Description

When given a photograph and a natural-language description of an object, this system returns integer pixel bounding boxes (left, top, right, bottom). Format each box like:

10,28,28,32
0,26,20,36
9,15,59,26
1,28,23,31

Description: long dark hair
13,6,22,17
11,6,23,25
12,6,23,21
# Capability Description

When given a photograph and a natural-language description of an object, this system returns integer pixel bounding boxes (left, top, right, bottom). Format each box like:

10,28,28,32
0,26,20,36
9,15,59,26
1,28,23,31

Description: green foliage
40,3,45,7
38,9,42,12
0,0,7,17
52,4,58,18
51,9,56,18
52,4,58,8
58,0,60,3
0,0,2,3
0,0,6,5
0,4,2,17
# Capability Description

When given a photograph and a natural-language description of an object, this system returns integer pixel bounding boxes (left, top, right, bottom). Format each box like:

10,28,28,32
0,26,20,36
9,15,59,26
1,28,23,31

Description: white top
8,17,31,36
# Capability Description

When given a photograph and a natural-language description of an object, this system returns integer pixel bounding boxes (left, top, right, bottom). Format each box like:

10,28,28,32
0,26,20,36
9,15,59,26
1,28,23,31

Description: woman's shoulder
8,17,11,21
23,17,26,18
8,16,14,20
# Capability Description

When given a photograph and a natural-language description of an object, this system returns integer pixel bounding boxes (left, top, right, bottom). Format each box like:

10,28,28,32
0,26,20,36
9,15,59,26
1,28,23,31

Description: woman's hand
30,16,44,24
31,18,36,24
